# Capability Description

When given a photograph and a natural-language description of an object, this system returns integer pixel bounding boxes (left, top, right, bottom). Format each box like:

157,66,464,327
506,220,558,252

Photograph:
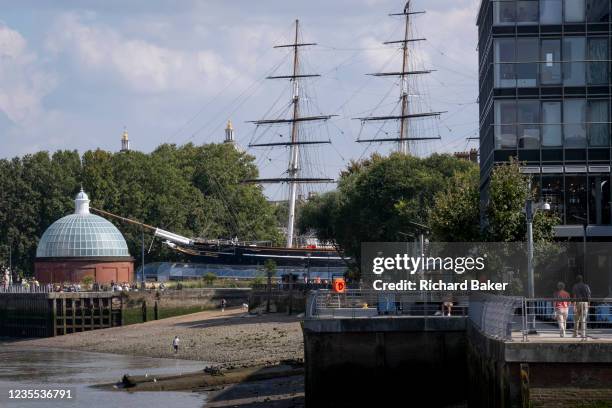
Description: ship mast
246,20,335,248
355,1,444,154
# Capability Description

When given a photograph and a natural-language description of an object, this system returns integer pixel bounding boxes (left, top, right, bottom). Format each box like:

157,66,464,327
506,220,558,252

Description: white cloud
45,13,243,94
0,24,56,123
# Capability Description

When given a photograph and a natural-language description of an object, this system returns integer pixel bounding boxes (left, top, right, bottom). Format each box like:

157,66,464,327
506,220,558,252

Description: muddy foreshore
12,308,304,368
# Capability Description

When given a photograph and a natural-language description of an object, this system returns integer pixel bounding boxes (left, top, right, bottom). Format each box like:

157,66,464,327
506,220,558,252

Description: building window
564,99,587,147
517,1,539,23
494,1,517,24
542,101,563,146
518,100,541,148
495,36,608,88
494,38,516,88
586,0,610,22
495,100,517,148
541,175,565,220
587,38,609,85
589,175,611,224
494,0,539,25
563,37,586,86
564,0,586,22
541,0,563,23
588,100,609,146
541,39,562,85
566,175,588,223
516,38,539,87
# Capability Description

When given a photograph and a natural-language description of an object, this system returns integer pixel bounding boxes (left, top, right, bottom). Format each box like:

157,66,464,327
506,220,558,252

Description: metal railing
522,297,612,341
306,289,469,319
304,289,612,342
0,285,52,294
468,293,522,341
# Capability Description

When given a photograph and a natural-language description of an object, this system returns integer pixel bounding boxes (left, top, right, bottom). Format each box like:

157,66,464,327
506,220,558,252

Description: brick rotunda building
35,189,133,284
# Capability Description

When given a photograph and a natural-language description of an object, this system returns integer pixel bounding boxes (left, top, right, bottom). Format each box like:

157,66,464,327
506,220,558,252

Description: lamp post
141,227,145,289
526,177,550,333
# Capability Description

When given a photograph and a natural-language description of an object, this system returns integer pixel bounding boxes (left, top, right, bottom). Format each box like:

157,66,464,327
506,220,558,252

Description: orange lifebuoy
332,278,346,293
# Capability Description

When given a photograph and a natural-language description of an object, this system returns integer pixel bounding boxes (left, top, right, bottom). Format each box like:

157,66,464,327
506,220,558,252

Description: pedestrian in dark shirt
571,275,591,339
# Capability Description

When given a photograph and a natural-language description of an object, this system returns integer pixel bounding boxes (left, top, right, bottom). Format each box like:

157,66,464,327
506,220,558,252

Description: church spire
121,127,130,152
224,120,235,144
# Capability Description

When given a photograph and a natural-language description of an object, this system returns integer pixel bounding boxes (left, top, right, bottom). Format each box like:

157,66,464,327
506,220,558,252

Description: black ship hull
173,242,349,268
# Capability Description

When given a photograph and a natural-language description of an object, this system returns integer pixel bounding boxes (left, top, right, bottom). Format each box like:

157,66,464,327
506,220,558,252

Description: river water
0,344,207,407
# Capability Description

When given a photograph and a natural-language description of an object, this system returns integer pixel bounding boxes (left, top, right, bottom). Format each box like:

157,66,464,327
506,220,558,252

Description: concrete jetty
303,292,612,407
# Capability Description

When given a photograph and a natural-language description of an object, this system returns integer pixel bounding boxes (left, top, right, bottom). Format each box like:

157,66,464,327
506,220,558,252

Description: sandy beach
13,308,304,368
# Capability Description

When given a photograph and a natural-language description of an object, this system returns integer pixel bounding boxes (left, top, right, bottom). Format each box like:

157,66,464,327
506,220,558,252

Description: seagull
404,1,410,14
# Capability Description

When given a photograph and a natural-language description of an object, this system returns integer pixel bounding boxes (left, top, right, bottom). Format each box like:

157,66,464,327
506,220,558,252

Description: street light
526,177,550,333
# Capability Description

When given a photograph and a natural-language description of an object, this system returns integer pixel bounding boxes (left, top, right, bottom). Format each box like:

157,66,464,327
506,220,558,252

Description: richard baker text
372,279,509,291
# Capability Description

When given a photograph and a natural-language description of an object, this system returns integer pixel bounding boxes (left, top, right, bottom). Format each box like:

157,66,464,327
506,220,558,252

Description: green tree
429,159,559,243
485,160,558,243
429,166,481,242
300,153,477,268
203,272,217,286
0,142,283,275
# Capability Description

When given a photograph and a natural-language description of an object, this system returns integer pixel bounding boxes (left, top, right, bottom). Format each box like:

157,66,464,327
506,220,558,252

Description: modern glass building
477,0,611,238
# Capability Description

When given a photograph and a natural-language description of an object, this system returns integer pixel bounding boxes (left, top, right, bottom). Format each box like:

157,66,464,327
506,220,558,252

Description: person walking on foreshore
172,336,180,353
221,298,227,312
572,275,591,339
553,282,570,337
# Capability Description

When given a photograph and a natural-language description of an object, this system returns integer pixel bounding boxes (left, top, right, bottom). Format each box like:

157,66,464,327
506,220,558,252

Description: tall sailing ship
93,2,442,270
95,20,347,269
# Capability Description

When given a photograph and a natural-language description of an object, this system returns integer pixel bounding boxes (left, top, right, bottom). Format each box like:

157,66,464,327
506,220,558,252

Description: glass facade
493,36,609,88
36,214,130,258
479,0,612,230
494,0,610,24
494,99,609,149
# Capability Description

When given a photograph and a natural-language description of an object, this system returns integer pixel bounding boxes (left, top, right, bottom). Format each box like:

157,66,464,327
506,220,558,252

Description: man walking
553,282,570,337
172,335,180,353
571,275,591,339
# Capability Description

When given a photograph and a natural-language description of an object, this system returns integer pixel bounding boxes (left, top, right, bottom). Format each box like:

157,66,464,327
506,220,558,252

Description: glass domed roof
36,190,130,258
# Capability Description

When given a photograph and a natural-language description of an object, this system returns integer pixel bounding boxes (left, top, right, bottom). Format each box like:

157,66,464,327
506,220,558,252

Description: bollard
142,300,147,323
154,300,159,320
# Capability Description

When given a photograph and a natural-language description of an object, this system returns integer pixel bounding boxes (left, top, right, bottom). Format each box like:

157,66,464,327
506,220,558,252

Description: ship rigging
245,19,336,249
355,0,445,155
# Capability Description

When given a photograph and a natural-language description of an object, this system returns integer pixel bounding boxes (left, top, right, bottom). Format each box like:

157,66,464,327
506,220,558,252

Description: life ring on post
332,278,346,293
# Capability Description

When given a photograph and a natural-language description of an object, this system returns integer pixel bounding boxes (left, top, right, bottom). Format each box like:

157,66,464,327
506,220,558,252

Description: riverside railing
306,289,469,319
468,293,522,341
305,289,612,342
522,297,612,341
0,285,52,294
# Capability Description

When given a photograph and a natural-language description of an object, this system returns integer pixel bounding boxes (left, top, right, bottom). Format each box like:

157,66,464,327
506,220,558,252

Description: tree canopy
299,153,478,267
0,143,281,276
430,159,559,243
300,154,558,273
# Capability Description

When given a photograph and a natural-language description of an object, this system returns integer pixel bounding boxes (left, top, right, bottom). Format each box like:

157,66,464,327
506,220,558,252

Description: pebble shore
15,308,304,367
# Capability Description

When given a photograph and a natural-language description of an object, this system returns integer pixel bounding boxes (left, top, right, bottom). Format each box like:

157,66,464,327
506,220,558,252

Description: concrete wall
466,322,612,408
248,289,306,314
304,318,612,407
303,317,468,407
125,288,251,309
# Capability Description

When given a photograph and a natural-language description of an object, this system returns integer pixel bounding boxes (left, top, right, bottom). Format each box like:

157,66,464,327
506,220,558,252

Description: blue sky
0,0,479,199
